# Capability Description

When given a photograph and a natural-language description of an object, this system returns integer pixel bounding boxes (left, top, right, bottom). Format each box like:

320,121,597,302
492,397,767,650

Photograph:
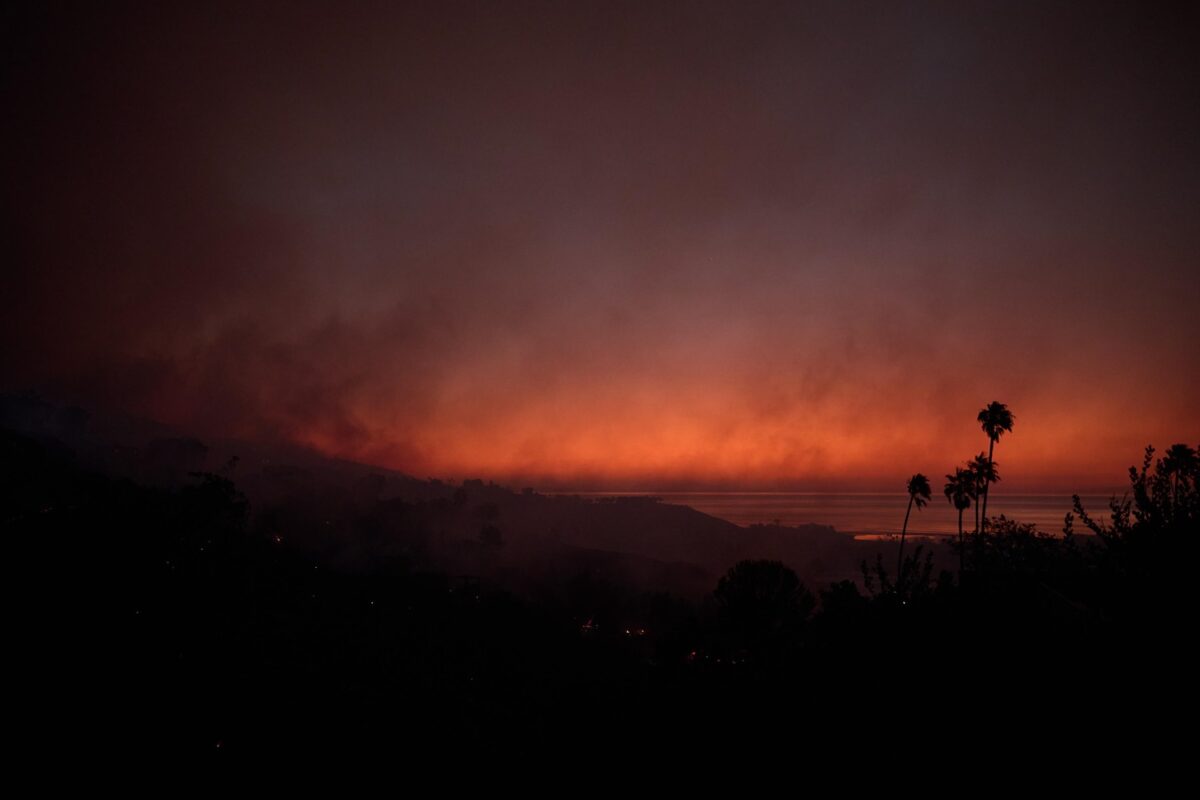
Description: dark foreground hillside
5,423,1196,754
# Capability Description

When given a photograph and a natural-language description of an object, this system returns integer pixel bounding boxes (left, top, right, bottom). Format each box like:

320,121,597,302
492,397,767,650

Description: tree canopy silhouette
944,466,976,573
714,559,814,655
897,473,932,578
976,401,1014,531
968,452,999,533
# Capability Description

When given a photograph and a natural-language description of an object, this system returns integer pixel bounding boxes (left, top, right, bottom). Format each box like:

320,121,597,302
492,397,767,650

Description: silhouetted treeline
6,424,1196,753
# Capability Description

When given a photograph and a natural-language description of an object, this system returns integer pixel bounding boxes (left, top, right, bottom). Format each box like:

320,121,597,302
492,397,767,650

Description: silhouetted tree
1072,443,1200,548
714,559,814,655
967,514,1055,574
1066,443,1199,644
976,401,1014,531
864,545,934,600
1161,443,1199,505
969,453,999,533
944,467,976,573
897,473,932,578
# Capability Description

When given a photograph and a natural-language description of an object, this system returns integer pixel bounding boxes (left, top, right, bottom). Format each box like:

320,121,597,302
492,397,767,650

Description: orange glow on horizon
5,3,1197,488
282,378,1195,492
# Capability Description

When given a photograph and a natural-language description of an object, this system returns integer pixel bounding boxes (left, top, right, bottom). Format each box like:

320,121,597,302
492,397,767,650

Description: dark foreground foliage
6,430,1195,754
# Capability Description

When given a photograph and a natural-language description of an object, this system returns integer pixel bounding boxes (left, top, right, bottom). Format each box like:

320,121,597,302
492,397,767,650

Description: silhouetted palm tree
1161,443,1199,502
967,452,986,533
977,401,1014,530
897,473,932,579
969,452,999,533
944,467,976,574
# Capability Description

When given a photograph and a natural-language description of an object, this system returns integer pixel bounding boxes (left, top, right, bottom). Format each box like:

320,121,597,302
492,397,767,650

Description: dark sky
4,1,1198,489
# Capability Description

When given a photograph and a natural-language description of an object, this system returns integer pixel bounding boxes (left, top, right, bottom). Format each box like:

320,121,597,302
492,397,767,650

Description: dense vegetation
6,416,1196,752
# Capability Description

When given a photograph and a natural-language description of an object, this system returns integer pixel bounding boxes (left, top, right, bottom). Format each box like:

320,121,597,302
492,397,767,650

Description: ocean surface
562,492,1119,538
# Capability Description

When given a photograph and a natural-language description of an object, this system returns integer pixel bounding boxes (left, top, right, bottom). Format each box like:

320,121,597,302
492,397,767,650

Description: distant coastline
550,491,1117,537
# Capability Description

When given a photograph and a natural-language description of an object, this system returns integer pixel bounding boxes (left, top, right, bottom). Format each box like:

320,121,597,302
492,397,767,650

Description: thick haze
4,1,1198,490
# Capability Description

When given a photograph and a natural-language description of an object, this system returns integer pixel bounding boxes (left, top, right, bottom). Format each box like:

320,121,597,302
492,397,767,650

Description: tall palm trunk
897,494,914,581
973,489,980,534
981,439,995,531
957,508,964,575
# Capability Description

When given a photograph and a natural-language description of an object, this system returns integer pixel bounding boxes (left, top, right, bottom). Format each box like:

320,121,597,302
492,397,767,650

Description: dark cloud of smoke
4,1,1198,489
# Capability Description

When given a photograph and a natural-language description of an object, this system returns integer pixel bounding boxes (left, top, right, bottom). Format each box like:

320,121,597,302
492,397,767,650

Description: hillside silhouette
5,394,1195,753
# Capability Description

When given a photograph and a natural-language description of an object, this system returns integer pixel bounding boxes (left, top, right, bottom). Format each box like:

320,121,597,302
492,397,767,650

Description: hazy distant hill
1,393,882,595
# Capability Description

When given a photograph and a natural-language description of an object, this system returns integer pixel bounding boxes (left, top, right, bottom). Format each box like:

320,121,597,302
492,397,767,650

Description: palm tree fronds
977,401,1015,442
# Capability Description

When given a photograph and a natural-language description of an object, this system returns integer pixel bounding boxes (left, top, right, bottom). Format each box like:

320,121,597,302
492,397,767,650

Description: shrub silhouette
1070,443,1199,593
863,545,935,601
